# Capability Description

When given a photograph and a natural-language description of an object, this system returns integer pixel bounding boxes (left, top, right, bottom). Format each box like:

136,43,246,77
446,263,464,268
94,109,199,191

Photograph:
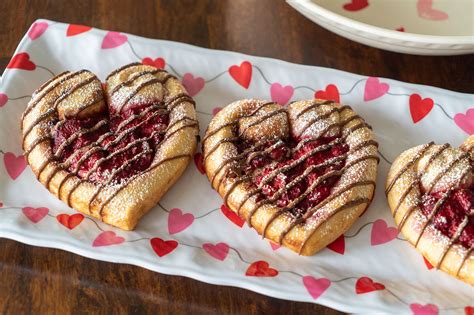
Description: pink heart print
3,152,27,180
0,93,8,107
168,208,195,234
101,31,128,49
269,242,281,251
364,77,389,101
92,231,125,247
270,83,294,105
302,276,331,300
212,107,222,116
371,219,398,246
410,303,439,315
417,0,448,20
202,242,229,261
22,207,49,223
182,73,205,97
28,22,48,40
454,108,474,135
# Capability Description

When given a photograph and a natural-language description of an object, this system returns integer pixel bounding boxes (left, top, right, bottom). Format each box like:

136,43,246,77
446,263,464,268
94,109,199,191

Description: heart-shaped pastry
202,99,378,255
386,135,473,285
21,63,199,230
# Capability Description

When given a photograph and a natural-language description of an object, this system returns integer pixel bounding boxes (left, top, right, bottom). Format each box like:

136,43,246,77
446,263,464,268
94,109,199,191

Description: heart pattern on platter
343,0,369,11
245,260,279,277
386,136,474,285
0,93,8,107
229,61,252,89
182,73,205,97
142,57,166,69
168,208,194,234
270,83,294,105
101,31,128,49
22,207,49,223
92,231,125,247
315,84,340,103
150,237,178,257
20,63,199,230
57,213,84,229
3,152,27,180
454,108,474,135
302,276,331,300
370,219,398,246
66,24,93,37
28,22,49,40
203,99,378,255
355,276,385,294
202,242,229,261
417,0,448,21
409,93,434,123
364,77,389,101
7,53,36,71
410,303,439,315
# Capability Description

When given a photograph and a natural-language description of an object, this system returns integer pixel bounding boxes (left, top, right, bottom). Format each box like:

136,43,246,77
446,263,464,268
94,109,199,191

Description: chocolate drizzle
22,63,198,221
386,141,473,275
203,99,379,253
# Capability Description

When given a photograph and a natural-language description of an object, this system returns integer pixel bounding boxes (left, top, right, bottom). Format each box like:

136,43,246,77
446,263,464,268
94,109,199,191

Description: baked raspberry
420,187,473,248
239,135,349,217
52,102,168,185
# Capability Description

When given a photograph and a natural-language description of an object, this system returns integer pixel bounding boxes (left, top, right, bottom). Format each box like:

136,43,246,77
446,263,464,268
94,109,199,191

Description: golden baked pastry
202,99,378,255
386,135,473,285
21,63,199,230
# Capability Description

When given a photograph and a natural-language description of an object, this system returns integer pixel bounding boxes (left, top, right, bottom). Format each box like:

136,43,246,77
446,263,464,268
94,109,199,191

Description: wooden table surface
0,1,473,314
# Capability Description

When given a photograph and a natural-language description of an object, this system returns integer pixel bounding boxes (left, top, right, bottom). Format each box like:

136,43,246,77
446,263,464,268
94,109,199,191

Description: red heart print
302,276,331,300
182,73,205,97
417,0,448,20
93,231,125,247
193,152,205,174
410,303,439,315
397,27,406,32
454,108,474,135
142,57,166,69
150,237,178,257
326,235,345,255
0,93,8,107
371,219,398,246
465,306,474,315
101,31,128,49
270,83,294,105
0,201,3,208
355,276,385,294
212,107,222,116
168,208,194,234
269,241,281,251
202,242,229,261
56,213,84,230
3,152,27,180
220,204,245,227
66,24,92,37
315,84,340,103
245,261,278,277
28,22,48,40
423,256,434,270
22,207,49,223
7,53,36,71
229,61,252,89
364,77,389,101
409,93,434,123
343,0,369,11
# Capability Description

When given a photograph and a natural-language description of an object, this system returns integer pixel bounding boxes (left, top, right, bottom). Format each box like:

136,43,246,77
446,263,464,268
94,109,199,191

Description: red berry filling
420,187,473,248
52,102,169,184
239,135,349,217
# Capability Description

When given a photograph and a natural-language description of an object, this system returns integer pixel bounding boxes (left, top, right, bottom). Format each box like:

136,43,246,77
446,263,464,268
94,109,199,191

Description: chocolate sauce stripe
73,95,106,118
392,144,449,217
385,142,434,194
239,108,287,138
294,100,335,119
110,69,166,95
54,119,108,158
270,155,379,238
202,101,276,144
53,76,97,109
297,198,370,254
22,70,87,119
167,93,196,111
116,105,165,132
456,246,473,276
437,216,469,268
426,152,470,194
205,137,240,163
24,135,52,158
33,71,69,96
117,76,173,114
105,62,142,81
96,154,191,216
295,108,341,136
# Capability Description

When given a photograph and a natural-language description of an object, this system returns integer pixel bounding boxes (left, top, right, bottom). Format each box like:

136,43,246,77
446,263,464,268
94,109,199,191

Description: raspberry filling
238,135,349,217
420,187,473,248
52,103,169,184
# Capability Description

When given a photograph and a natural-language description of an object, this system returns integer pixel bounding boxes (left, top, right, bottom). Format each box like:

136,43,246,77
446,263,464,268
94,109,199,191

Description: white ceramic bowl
287,0,474,55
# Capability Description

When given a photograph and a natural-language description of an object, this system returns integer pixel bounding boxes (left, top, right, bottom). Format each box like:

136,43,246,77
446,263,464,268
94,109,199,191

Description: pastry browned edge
21,63,198,230
202,99,378,255
386,135,474,285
